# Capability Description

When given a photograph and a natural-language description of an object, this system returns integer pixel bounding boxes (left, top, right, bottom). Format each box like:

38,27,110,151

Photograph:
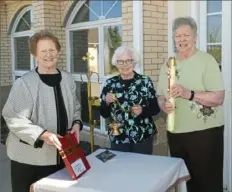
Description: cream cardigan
2,69,81,166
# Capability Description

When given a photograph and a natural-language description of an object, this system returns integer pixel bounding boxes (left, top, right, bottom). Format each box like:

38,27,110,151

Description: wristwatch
189,90,195,101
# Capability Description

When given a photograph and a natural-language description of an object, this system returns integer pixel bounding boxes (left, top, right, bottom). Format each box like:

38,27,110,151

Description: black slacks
111,136,154,155
167,126,224,192
11,160,64,192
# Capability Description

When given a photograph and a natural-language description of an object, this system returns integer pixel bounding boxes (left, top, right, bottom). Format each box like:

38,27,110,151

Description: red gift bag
58,132,91,180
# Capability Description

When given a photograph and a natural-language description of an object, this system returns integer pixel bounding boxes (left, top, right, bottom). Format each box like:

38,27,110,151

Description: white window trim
198,1,207,52
207,12,222,16
11,6,32,34
198,1,223,51
192,1,232,191
191,1,200,48
221,2,232,192
67,17,122,31
11,6,34,81
66,1,86,27
133,1,143,74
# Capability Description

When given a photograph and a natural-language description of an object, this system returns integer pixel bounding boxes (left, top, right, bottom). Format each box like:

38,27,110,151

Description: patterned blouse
100,71,160,144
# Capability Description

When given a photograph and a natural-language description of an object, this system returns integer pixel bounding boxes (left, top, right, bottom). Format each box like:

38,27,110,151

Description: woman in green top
156,17,224,192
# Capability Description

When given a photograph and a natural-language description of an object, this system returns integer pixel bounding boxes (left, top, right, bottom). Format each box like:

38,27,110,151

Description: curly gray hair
172,16,197,36
111,45,140,66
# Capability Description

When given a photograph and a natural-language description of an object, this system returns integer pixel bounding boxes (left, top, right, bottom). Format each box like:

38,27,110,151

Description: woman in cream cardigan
2,30,83,192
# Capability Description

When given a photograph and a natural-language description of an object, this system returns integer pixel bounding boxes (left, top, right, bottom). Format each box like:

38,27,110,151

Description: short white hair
111,45,140,66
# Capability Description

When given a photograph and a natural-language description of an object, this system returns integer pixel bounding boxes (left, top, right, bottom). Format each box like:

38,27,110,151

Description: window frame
65,0,122,134
200,1,222,65
11,6,35,81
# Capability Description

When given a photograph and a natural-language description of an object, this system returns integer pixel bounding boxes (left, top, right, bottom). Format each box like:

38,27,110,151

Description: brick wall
122,0,133,46
60,0,74,71
143,0,168,83
61,1,74,23
32,0,66,70
143,0,169,155
0,2,12,86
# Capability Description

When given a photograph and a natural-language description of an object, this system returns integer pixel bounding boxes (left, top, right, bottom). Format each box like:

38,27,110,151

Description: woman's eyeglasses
116,59,133,66
174,34,191,40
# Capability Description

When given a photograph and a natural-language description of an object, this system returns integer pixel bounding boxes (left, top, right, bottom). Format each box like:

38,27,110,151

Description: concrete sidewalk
0,144,11,192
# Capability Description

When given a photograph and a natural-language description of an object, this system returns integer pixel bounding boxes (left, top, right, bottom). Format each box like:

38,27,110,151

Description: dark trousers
11,160,64,192
167,126,224,192
111,136,153,155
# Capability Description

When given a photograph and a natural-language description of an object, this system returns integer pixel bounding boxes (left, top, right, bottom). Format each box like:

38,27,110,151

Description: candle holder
81,52,102,153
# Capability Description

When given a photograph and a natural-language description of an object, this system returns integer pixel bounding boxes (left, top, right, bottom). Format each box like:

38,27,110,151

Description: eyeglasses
174,34,191,40
40,49,57,56
116,59,133,66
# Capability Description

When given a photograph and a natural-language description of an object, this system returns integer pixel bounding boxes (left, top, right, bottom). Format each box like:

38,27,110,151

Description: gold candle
167,57,176,132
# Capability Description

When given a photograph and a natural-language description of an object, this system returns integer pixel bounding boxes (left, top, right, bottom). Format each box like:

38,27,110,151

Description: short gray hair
172,17,197,36
111,45,140,66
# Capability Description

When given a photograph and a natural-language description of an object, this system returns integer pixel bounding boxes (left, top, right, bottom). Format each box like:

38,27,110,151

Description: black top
36,68,67,135
34,68,68,149
100,71,160,144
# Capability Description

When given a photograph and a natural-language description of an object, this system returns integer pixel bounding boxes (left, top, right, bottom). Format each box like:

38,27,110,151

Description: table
32,149,190,192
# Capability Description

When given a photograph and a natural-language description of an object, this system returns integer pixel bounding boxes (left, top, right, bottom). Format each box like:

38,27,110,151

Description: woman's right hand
161,101,174,114
106,93,116,105
40,131,62,150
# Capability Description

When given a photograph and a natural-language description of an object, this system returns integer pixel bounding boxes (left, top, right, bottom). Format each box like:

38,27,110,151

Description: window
11,6,34,80
72,0,121,23
206,1,222,65
1,7,34,145
66,0,122,134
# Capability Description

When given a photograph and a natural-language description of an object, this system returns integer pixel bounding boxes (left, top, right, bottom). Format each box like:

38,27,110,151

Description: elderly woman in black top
100,45,160,154
2,30,82,192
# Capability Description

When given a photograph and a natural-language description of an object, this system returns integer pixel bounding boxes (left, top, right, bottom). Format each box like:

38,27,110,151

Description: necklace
112,94,131,113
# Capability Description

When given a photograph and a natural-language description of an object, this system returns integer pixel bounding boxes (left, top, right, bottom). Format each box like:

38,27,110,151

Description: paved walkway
0,144,11,192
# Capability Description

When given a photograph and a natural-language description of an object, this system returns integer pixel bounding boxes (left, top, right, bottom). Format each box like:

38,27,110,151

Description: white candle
167,57,176,132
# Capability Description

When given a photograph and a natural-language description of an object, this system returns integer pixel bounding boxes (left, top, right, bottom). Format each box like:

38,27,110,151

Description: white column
222,1,232,191
191,1,200,48
132,1,143,74
198,1,207,52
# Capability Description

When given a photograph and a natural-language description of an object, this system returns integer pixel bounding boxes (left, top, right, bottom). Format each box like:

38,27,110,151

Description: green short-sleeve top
156,50,224,133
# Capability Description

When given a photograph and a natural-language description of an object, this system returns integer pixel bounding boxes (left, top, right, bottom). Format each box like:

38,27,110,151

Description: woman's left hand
131,105,143,116
70,124,80,143
171,84,190,99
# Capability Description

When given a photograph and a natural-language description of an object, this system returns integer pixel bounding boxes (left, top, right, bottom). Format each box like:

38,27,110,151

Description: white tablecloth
34,149,190,192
